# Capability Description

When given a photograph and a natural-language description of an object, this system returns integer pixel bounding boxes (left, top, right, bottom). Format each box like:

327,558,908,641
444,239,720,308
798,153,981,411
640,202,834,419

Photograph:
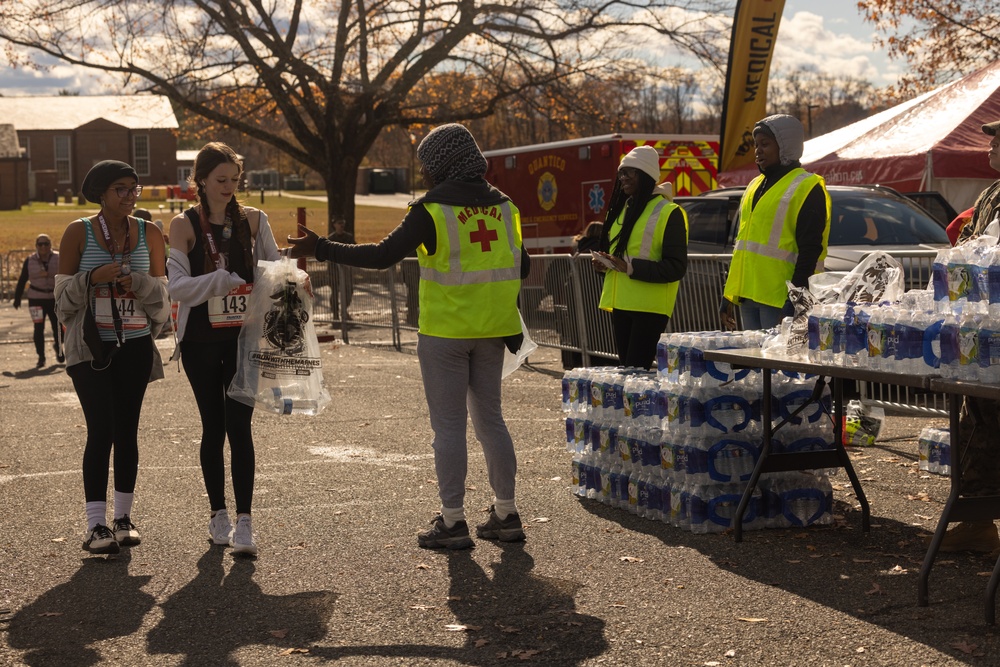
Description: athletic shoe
417,515,474,550
56,352,65,363
82,524,120,555
36,356,45,368
476,506,526,542
230,515,258,556
112,515,141,546
209,509,234,545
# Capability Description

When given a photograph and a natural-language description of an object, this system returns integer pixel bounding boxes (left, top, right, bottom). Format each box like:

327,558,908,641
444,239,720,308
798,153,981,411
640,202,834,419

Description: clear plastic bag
502,310,537,379
228,258,330,415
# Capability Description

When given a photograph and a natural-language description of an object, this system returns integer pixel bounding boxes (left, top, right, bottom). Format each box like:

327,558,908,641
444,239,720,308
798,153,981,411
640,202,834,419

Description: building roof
0,124,20,158
0,95,179,131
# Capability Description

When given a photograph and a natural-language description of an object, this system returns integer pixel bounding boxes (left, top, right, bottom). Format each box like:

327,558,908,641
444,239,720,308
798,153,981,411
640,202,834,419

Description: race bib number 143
209,283,253,327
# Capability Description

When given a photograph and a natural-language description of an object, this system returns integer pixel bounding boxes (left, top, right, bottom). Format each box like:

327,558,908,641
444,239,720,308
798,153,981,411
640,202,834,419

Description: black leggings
181,339,255,515
67,335,153,502
28,298,60,357
611,308,671,370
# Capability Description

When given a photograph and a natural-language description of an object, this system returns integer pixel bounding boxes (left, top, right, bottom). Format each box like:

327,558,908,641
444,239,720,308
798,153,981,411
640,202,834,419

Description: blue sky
0,5,906,96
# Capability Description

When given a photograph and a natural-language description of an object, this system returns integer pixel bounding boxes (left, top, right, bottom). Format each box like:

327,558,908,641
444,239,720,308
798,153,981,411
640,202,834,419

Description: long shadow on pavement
5,550,155,667
309,542,607,664
146,546,338,665
579,492,999,663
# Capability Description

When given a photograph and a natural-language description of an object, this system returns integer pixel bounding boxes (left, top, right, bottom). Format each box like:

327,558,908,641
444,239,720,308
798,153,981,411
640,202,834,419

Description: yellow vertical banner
718,0,785,174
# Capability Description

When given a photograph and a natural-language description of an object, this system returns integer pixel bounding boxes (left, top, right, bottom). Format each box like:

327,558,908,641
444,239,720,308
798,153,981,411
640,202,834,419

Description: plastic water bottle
845,303,870,368
779,472,833,527
958,307,983,381
979,315,1000,383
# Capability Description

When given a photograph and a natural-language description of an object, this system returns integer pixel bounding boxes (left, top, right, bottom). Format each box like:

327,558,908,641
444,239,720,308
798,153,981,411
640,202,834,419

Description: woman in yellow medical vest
592,145,688,370
722,114,831,331
287,124,531,551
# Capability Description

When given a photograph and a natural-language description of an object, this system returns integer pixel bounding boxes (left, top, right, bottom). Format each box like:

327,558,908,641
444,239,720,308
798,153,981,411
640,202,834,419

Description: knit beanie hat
81,160,138,204
618,145,661,182
753,114,805,166
417,124,488,185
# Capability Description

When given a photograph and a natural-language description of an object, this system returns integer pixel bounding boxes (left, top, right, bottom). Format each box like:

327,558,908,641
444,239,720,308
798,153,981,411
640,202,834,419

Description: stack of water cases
563,330,836,534
918,426,951,476
806,245,1000,382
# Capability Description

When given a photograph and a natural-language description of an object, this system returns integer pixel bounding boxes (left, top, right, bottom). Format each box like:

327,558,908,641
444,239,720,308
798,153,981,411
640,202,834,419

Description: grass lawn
0,196,405,252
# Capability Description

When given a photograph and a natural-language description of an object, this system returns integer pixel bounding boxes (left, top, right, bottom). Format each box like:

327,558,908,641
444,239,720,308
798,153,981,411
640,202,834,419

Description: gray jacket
54,270,170,376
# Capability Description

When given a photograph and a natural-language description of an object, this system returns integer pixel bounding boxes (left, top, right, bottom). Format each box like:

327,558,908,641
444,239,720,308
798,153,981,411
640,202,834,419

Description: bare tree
0,0,728,233
858,0,1000,96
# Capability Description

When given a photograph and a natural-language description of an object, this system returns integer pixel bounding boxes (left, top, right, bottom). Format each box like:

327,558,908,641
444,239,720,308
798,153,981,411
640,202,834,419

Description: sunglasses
111,185,143,199
36,241,51,246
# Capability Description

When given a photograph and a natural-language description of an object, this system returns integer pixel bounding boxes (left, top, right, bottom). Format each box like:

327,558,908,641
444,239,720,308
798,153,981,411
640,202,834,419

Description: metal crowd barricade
302,249,945,415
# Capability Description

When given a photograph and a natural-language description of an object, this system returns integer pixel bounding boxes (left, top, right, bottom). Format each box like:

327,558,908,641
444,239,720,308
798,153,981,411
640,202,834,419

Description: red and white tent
718,61,1000,211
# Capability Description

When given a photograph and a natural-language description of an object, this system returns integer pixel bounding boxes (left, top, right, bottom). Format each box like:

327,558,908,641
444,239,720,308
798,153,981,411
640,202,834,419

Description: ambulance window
504,156,516,169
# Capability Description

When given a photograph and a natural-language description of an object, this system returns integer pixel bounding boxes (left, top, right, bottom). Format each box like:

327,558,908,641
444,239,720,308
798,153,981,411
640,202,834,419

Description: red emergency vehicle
483,134,719,253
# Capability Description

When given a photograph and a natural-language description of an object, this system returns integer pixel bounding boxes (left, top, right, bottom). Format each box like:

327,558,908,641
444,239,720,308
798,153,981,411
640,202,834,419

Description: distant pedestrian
573,221,603,255
288,123,530,549
167,142,280,556
327,217,356,322
54,160,169,555
13,234,62,367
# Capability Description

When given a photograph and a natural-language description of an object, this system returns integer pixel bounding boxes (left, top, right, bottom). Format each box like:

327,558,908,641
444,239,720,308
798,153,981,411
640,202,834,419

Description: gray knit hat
417,124,488,185
753,114,805,166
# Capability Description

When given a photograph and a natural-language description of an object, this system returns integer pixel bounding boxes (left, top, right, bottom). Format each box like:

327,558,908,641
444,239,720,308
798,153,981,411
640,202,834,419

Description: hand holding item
593,251,624,272
90,261,122,285
285,224,320,259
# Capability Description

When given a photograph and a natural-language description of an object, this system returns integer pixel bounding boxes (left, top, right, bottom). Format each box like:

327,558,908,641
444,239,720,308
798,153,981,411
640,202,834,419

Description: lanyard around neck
96,212,132,275
197,206,226,270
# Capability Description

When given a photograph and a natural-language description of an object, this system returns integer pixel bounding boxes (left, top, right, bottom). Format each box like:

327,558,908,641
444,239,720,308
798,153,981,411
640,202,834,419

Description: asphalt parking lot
1,300,999,666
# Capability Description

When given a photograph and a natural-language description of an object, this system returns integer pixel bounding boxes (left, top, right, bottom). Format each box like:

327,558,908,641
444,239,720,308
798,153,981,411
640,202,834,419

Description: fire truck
483,134,719,253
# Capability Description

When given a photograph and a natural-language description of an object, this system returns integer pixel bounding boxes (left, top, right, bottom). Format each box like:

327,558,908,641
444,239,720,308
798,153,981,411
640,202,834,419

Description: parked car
679,184,951,287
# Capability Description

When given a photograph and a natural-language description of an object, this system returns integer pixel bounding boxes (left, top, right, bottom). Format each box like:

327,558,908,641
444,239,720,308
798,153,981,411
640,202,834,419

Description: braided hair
190,142,254,277
600,170,657,258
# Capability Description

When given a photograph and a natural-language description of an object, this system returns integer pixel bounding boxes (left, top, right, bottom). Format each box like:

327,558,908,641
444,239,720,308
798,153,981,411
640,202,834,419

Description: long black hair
600,171,657,258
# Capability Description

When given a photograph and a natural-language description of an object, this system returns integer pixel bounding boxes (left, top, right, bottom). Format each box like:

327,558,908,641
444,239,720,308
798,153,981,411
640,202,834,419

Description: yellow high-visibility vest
724,170,831,308
599,196,687,316
417,201,523,338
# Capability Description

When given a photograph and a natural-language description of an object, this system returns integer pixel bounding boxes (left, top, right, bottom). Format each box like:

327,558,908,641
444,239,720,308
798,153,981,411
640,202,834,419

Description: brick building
0,95,179,201
0,124,29,210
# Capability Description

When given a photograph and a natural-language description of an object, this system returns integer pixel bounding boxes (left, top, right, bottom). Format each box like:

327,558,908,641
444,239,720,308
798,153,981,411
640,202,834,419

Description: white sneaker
209,509,234,545
230,515,258,555
82,524,120,555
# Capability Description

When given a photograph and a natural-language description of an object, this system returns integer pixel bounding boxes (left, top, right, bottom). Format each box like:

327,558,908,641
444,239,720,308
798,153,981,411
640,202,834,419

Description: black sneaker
82,524,120,555
113,515,141,546
56,352,65,363
476,506,526,542
36,356,45,368
417,515,474,550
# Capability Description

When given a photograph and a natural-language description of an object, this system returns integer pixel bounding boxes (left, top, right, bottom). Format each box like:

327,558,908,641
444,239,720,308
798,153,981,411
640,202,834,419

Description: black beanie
81,160,138,204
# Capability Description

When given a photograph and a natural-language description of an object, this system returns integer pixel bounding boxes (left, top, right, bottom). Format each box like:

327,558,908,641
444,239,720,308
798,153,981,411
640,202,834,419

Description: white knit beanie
618,146,661,182
753,114,805,166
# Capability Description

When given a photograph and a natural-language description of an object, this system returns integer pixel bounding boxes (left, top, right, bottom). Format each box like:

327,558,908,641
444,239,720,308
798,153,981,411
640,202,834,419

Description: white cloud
772,11,903,87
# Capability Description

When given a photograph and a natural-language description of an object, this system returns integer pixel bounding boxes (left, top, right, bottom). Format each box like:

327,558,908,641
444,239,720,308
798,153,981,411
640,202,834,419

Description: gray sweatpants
417,334,517,509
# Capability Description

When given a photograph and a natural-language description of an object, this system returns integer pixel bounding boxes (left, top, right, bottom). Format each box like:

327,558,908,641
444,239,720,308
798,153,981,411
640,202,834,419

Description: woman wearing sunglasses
12,234,63,367
54,160,169,555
